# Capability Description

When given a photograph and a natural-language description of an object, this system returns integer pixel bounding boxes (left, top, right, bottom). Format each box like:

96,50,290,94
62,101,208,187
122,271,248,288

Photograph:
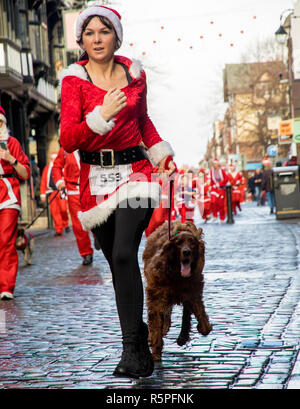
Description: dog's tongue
181,263,191,278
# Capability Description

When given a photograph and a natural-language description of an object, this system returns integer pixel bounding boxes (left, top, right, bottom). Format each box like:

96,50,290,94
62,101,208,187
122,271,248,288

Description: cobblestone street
1,203,300,389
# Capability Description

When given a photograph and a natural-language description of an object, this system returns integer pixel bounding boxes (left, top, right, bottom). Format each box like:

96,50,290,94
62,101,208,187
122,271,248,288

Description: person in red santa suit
0,106,30,300
197,168,211,222
52,147,94,265
59,5,176,378
176,171,196,223
227,163,242,215
40,153,69,236
210,158,228,222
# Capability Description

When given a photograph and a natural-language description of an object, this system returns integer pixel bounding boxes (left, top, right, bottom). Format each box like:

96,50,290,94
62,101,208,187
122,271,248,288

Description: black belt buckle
100,149,115,168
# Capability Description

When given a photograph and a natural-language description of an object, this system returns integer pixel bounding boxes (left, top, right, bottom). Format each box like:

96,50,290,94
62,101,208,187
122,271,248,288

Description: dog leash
24,190,60,231
168,178,174,241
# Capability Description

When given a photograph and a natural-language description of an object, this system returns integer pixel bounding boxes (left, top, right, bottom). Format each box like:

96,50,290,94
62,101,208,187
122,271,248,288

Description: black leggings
92,200,153,344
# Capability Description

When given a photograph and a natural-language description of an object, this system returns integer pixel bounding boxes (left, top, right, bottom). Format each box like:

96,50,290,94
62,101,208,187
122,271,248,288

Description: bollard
46,194,53,229
226,184,234,224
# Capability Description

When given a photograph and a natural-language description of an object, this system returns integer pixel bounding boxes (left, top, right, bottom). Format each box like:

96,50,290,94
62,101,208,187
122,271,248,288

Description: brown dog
143,220,212,361
15,228,34,266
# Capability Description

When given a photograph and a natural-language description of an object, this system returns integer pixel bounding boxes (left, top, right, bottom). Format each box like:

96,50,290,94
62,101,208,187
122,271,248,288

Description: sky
109,0,295,167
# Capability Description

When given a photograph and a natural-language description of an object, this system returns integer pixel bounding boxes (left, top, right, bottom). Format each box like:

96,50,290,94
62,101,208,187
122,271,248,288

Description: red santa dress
227,167,242,214
0,136,30,294
210,167,228,221
59,56,174,230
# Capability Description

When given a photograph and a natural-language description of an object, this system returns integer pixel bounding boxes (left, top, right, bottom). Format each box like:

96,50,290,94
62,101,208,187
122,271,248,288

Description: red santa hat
0,106,6,124
262,157,272,166
213,158,219,164
75,5,123,49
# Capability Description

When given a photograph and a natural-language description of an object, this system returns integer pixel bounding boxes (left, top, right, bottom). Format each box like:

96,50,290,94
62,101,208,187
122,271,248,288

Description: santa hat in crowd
262,157,272,166
75,5,123,49
0,106,6,124
213,158,219,164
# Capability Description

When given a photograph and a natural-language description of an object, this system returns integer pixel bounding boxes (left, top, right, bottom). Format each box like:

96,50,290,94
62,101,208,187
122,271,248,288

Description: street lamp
275,9,294,45
275,25,288,44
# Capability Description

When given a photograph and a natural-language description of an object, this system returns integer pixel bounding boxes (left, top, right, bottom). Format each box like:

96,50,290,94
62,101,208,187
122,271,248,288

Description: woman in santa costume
52,147,94,265
210,158,228,222
59,5,175,378
40,153,69,236
227,163,242,215
0,106,30,300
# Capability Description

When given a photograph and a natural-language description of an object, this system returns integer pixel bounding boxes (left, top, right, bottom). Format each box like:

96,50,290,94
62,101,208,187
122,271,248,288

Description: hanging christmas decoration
127,12,261,53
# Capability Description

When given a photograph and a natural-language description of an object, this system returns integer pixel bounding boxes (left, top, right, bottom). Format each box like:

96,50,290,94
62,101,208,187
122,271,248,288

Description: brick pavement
1,202,300,389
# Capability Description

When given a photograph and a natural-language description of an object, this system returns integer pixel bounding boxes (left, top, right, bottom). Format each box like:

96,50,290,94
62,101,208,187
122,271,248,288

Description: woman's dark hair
77,15,119,61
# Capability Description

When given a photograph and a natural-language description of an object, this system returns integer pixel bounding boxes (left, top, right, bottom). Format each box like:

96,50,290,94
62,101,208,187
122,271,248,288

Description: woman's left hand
158,156,176,176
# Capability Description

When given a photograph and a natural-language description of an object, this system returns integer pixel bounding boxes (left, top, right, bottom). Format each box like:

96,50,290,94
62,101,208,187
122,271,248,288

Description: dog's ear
196,227,203,240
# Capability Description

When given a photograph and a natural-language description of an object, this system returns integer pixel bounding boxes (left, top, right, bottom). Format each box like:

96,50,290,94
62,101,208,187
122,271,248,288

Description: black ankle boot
138,322,154,377
113,343,141,379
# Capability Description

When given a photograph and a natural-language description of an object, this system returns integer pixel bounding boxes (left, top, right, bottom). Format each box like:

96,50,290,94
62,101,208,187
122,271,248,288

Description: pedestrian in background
52,147,94,265
59,5,175,378
247,172,256,201
0,106,30,300
40,153,69,236
254,168,263,205
30,154,41,206
261,161,275,214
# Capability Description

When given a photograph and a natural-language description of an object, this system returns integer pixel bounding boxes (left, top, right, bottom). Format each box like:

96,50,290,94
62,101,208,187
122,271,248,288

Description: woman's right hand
100,88,127,121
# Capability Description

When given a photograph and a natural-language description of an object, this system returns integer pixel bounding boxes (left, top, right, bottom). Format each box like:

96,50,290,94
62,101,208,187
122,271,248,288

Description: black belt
79,146,148,168
0,173,16,179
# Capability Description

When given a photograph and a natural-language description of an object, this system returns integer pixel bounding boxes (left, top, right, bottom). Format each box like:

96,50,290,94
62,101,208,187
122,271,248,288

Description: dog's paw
176,334,189,346
197,320,212,336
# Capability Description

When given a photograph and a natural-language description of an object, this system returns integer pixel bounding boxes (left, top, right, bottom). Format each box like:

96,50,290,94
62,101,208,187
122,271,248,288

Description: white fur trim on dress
58,59,143,90
59,63,88,88
78,181,161,230
130,59,143,79
147,141,175,166
86,105,115,135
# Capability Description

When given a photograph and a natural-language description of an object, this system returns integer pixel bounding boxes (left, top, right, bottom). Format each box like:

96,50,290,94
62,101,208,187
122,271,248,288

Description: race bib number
89,164,132,196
